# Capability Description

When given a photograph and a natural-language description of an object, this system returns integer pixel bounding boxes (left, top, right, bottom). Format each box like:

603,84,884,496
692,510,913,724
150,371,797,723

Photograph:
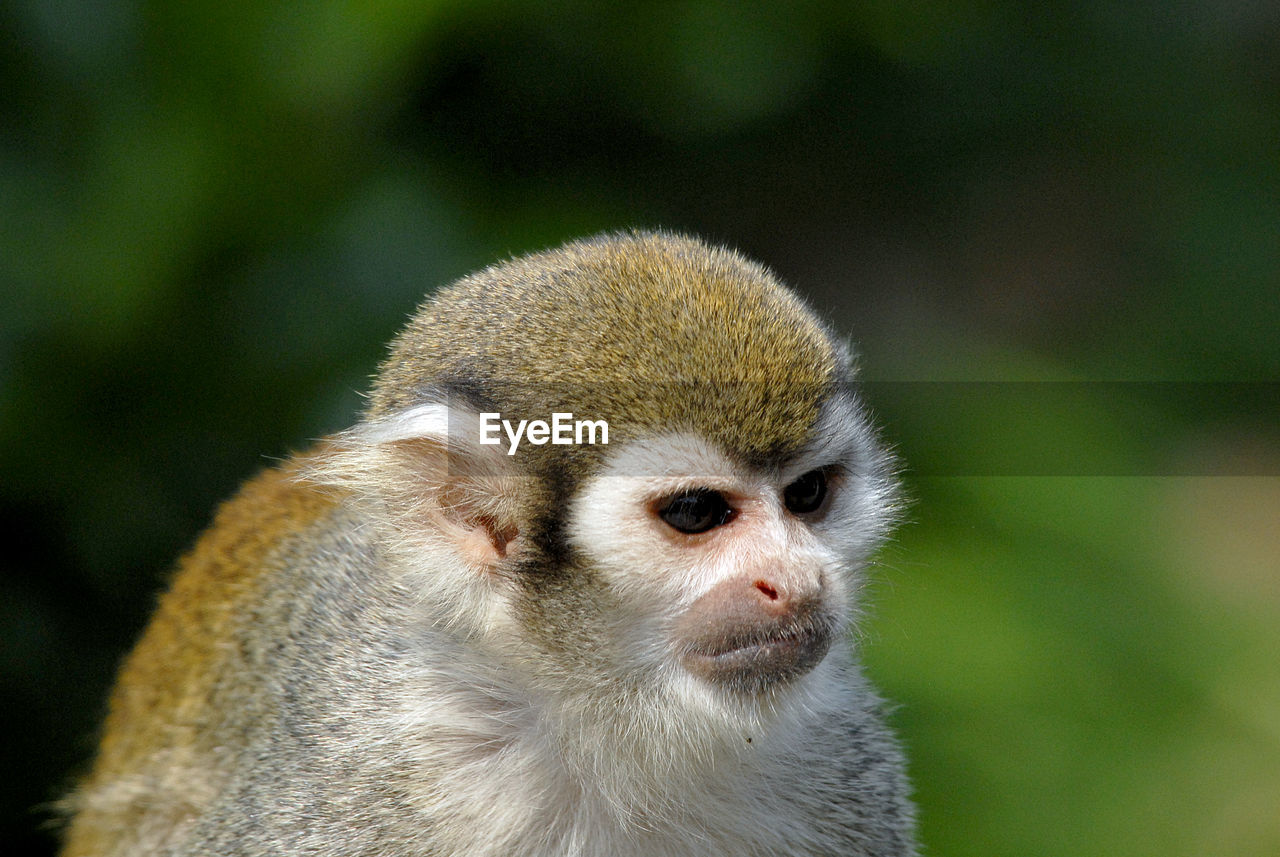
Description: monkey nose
675,575,834,693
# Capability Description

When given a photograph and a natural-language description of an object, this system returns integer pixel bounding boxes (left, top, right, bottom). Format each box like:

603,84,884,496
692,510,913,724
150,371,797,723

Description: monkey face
565,390,896,703
317,388,892,724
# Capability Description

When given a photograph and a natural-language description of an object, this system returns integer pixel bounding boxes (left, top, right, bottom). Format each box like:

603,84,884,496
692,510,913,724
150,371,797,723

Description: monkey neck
381,636,855,842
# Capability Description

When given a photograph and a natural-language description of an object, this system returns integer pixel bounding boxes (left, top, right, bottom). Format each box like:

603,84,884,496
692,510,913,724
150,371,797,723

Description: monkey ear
305,404,523,570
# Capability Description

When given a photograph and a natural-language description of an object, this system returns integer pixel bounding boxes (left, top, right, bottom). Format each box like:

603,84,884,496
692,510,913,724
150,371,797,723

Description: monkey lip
680,621,833,691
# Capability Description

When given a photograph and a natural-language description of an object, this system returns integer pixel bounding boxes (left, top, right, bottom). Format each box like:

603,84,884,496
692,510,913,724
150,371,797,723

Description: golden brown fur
61,454,342,855
372,231,841,464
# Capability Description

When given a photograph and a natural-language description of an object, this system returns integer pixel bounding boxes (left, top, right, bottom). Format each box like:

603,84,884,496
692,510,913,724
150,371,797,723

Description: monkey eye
657,489,735,535
783,468,829,516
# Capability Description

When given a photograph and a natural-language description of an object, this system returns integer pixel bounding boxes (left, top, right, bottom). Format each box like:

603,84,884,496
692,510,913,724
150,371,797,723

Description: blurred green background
3,1,1277,855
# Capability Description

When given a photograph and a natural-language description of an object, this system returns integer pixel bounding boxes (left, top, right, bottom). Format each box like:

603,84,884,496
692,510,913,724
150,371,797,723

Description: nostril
754,580,779,600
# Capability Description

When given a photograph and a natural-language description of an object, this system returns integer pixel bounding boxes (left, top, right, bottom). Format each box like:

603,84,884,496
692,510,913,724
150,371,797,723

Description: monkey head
312,230,898,734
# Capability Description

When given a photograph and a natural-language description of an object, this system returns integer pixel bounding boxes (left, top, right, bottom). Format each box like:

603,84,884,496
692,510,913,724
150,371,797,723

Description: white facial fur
566,392,897,708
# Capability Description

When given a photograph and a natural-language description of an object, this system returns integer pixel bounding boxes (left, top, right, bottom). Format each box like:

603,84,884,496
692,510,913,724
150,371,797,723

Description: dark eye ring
656,489,734,535
783,468,830,516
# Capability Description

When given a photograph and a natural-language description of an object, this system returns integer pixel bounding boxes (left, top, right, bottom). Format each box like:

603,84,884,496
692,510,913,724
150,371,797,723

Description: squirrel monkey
60,231,916,856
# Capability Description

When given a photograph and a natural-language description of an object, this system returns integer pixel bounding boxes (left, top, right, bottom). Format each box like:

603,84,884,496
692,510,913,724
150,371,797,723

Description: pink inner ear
451,512,521,569
359,427,523,569
478,513,520,558
435,478,521,569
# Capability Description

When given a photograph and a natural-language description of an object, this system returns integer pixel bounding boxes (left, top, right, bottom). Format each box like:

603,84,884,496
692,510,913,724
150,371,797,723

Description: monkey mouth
680,619,834,693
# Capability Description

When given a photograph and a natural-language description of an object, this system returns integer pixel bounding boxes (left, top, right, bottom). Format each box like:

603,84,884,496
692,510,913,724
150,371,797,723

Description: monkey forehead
370,231,842,460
